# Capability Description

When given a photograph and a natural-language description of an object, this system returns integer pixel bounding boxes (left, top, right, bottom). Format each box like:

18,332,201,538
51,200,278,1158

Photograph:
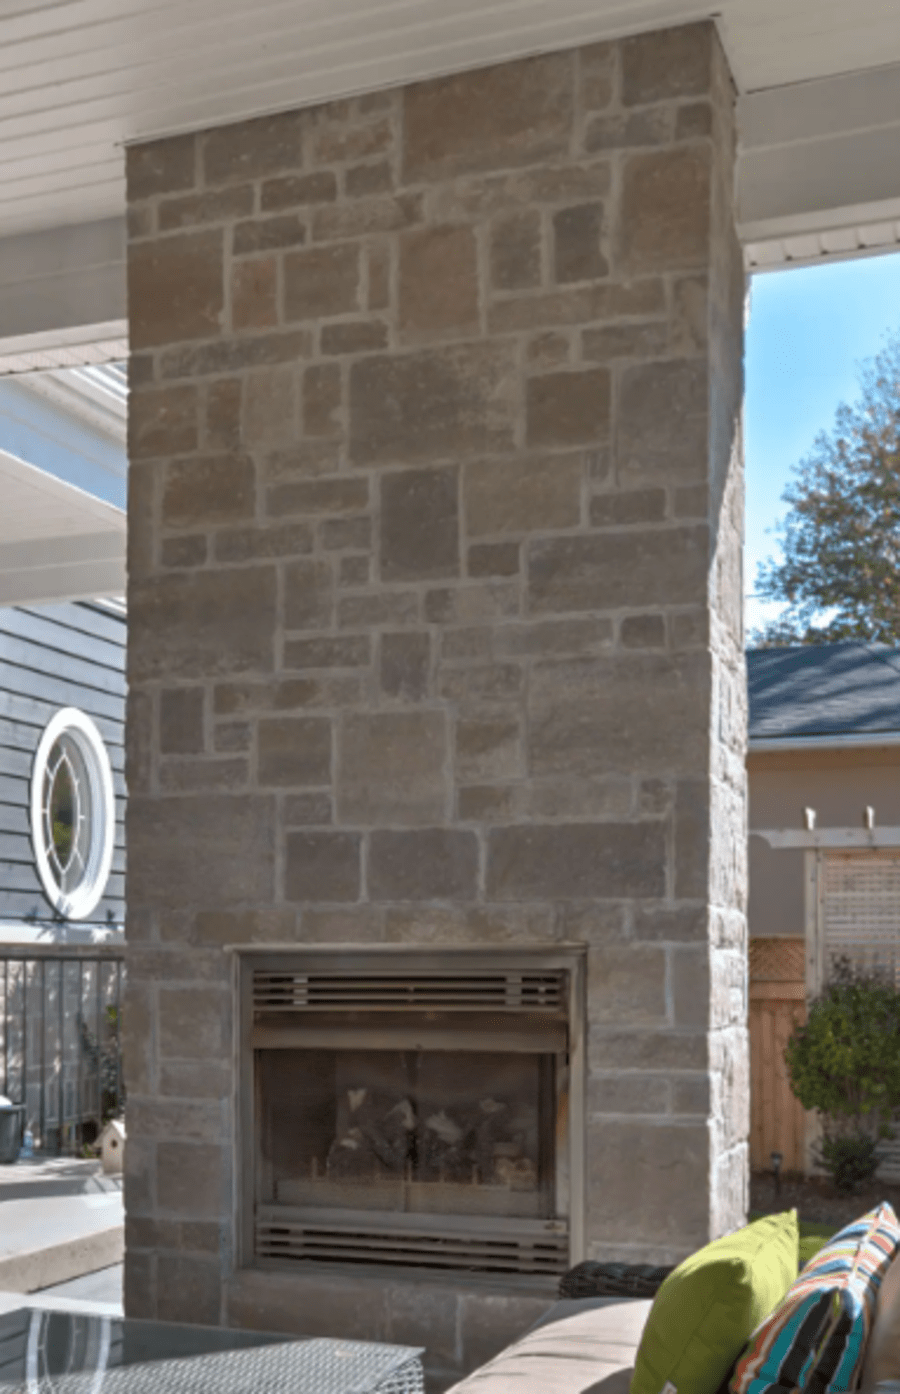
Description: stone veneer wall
123,21,748,1383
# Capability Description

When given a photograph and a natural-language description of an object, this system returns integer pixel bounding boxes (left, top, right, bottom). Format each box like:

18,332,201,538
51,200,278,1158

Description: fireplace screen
240,952,585,1278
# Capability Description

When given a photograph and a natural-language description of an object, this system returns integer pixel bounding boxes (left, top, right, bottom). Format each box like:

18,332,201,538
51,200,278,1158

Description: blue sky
744,249,900,635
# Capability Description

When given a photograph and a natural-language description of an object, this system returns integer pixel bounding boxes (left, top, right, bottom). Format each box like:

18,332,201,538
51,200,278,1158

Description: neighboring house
0,367,126,1150
747,642,900,1173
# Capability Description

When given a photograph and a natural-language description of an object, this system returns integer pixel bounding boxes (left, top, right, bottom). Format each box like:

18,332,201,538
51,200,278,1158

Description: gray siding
0,601,126,928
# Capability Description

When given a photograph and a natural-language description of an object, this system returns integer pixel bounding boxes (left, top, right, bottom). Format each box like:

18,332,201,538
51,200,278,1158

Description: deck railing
0,945,124,1155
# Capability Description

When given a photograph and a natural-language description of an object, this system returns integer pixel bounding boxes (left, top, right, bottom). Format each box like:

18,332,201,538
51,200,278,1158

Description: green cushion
629,1210,799,1394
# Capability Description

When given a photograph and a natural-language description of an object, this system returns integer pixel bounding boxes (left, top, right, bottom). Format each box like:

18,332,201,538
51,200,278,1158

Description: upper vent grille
253,970,565,1015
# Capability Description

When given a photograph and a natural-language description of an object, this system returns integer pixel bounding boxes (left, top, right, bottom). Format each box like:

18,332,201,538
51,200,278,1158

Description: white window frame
29,707,115,921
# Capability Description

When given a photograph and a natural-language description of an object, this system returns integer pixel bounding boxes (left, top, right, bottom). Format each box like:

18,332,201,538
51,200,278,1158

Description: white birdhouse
99,1118,125,1174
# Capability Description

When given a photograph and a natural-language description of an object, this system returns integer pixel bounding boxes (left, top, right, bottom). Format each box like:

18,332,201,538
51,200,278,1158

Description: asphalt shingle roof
747,643,900,742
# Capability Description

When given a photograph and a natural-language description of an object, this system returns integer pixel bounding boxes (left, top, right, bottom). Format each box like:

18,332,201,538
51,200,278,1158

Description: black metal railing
0,947,124,1156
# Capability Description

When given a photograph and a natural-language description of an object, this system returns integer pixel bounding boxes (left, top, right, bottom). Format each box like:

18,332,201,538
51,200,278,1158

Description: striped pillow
730,1203,900,1393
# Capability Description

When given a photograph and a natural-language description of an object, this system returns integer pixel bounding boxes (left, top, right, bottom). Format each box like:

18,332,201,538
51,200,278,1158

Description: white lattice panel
823,853,900,981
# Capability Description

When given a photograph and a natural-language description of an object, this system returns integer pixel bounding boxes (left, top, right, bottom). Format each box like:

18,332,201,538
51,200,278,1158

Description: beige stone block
158,185,254,232
309,192,420,244
337,592,419,628
283,244,361,320
620,613,666,648
233,214,307,255
213,522,313,564
340,555,370,585
677,102,714,140
489,211,542,291
584,108,673,153
231,255,278,332
125,464,154,578
156,1254,223,1325
621,23,713,105
283,792,333,824
487,822,665,900
404,53,573,180
204,378,242,451
460,1293,557,1375
425,582,519,626
495,617,612,658
283,636,371,669
129,232,224,349
349,343,516,464
526,369,610,447
243,366,297,447
380,631,431,700
468,542,520,578
129,568,276,679
160,328,313,380
619,146,711,274
159,755,247,794
618,359,708,484
128,794,275,906
122,983,154,1095
300,906,385,942
158,988,228,1060
379,466,459,581
128,1099,223,1144
226,1268,389,1342
587,944,668,1026
384,903,554,944
203,110,306,184
528,653,709,777
125,690,152,797
261,172,338,210
258,716,332,786
526,776,632,820
193,907,298,945
269,477,369,518
527,525,708,614
321,516,371,551
582,322,670,362
589,487,666,527
320,320,389,355
399,225,479,341
338,711,448,824
457,785,521,822
367,241,391,310
129,385,198,460
675,777,710,899
284,831,361,903
464,455,581,537
672,1072,711,1116
455,717,521,782
303,363,342,436
160,535,206,569
673,944,711,1030
589,1029,708,1073
159,687,203,756
586,1119,710,1250
283,558,333,631
157,1142,225,1219
369,829,479,901
159,1062,232,1100
525,331,571,369
634,904,707,942
162,453,255,527
128,134,196,201
579,42,615,110
437,661,524,706
345,161,394,197
312,119,393,166
488,277,664,334
124,1251,156,1319
589,1073,670,1115
553,204,608,283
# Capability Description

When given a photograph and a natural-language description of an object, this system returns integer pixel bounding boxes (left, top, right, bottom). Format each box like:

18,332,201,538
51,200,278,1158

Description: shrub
785,962,900,1191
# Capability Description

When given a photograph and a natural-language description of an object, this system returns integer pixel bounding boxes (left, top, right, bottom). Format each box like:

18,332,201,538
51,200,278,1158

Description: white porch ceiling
0,447,125,606
1,0,900,240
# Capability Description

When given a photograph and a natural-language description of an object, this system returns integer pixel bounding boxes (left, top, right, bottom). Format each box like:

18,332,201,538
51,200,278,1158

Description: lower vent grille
256,1206,568,1277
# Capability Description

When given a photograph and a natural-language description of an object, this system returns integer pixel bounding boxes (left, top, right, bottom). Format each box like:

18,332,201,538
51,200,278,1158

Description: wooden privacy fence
749,938,807,1174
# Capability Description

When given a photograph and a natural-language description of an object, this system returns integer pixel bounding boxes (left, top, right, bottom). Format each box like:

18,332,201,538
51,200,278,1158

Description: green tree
785,965,900,1190
752,332,900,647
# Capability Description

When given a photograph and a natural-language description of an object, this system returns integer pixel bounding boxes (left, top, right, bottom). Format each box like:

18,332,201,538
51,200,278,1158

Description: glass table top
0,1308,424,1394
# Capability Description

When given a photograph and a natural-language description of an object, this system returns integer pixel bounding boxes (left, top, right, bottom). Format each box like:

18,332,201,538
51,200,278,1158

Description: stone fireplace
241,948,584,1278
123,18,748,1388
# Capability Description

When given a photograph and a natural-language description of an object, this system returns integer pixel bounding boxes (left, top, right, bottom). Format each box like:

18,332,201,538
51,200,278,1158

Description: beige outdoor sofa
446,1297,653,1393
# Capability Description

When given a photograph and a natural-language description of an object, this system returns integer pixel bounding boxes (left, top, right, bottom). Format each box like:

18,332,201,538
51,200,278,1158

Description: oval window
30,709,115,920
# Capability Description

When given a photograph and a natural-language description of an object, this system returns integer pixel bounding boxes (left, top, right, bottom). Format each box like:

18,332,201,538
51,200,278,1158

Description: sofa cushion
630,1211,799,1394
731,1202,900,1394
446,1297,652,1393
860,1247,900,1389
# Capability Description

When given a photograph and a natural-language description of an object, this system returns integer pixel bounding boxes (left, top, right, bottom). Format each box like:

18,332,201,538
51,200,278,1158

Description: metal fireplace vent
253,968,565,1014
255,1207,569,1276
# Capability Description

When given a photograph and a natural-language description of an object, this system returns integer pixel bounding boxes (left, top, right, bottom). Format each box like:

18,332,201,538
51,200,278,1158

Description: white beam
738,60,900,270
0,217,126,371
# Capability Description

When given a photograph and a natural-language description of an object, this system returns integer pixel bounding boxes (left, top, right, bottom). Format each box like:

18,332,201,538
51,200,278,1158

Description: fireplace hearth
239,949,585,1279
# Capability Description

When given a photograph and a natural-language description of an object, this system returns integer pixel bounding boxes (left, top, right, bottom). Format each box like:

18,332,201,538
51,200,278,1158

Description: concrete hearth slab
0,1191,123,1293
